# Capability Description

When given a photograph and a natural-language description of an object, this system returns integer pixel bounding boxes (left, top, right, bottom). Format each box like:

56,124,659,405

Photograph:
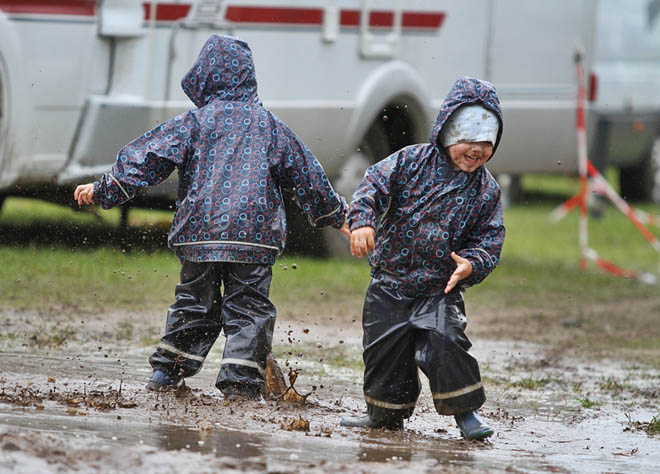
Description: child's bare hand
445,252,473,293
350,226,375,258
339,220,350,239
74,183,94,206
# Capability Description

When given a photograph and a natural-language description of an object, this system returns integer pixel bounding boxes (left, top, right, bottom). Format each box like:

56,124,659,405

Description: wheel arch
0,12,27,190
347,61,433,158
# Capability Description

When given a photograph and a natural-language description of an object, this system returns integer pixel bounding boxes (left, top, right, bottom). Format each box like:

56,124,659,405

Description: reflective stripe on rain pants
362,277,485,424
149,260,275,393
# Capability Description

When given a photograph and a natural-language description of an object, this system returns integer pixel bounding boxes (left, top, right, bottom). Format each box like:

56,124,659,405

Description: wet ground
1,316,659,473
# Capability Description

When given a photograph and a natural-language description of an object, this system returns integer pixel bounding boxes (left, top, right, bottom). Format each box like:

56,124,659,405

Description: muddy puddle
1,319,660,473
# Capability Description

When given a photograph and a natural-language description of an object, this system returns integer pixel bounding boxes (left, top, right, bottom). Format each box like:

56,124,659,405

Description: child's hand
350,226,375,258
445,252,473,294
339,220,351,239
74,183,95,206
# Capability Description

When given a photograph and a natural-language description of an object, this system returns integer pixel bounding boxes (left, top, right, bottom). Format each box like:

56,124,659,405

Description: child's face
447,141,493,173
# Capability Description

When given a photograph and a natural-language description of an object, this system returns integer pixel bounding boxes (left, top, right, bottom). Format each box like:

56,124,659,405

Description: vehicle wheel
619,138,660,203
322,120,391,257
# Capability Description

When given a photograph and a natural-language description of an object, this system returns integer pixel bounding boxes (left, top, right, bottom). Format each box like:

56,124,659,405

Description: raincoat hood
181,35,258,108
430,76,504,158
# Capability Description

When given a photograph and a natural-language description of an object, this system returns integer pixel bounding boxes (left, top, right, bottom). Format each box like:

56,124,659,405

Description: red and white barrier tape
550,53,659,283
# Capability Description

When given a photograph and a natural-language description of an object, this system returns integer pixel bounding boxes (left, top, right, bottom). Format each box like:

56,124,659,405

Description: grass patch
0,245,181,312
510,377,553,390
273,342,364,372
481,375,508,388
139,335,161,347
1,188,660,364
598,377,627,395
576,396,602,409
29,325,78,347
649,415,660,435
625,413,660,436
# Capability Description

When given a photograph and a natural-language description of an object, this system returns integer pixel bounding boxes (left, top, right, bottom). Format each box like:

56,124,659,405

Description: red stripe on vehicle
142,2,191,22
226,6,444,30
226,6,323,24
0,0,95,16
0,2,444,30
366,11,394,27
339,9,444,29
339,10,359,26
402,11,445,29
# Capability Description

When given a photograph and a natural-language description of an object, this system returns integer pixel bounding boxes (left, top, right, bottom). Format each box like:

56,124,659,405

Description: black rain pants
362,278,485,425
149,260,275,394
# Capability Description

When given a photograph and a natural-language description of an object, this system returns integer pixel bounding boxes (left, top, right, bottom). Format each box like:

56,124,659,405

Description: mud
1,313,660,473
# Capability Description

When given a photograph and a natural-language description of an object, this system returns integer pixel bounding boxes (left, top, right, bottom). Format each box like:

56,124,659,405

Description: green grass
2,180,659,313
650,415,660,435
576,396,602,409
0,245,181,311
625,413,660,435
471,194,660,308
0,195,173,227
2,183,660,312
1,172,660,363
510,377,553,390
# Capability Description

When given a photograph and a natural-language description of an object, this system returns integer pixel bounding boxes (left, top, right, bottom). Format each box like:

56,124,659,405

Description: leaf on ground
280,416,310,432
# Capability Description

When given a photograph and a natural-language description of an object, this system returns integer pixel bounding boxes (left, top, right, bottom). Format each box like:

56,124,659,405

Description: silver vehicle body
0,0,600,208
591,0,660,201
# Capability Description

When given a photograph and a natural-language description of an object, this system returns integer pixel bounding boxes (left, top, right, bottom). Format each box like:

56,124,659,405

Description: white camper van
591,0,660,202
0,0,602,249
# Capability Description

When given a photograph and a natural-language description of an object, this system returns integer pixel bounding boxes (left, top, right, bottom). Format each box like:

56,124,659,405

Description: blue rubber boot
454,411,494,440
147,370,182,392
340,415,403,430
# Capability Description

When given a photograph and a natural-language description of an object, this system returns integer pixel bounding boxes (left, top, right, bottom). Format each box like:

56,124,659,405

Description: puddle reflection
155,424,264,459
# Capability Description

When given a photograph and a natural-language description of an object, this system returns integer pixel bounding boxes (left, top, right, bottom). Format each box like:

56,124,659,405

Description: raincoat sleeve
272,119,347,229
456,193,505,287
92,112,196,209
347,152,400,231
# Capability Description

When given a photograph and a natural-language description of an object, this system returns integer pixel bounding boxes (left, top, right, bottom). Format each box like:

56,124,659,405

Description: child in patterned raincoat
341,76,505,440
74,35,348,399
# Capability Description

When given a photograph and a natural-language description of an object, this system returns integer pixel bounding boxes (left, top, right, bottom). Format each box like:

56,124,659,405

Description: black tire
619,138,660,203
284,120,391,258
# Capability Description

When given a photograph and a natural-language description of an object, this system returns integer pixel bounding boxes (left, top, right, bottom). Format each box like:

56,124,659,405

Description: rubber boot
222,383,265,403
454,411,494,440
147,370,182,392
340,415,403,430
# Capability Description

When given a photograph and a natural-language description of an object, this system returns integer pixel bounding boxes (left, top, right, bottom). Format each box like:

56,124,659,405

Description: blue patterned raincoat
348,76,505,295
93,35,346,264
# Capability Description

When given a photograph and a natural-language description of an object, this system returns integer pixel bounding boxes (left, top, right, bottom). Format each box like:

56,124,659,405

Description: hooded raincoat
348,76,504,296
94,35,346,264
347,77,505,423
92,35,346,394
